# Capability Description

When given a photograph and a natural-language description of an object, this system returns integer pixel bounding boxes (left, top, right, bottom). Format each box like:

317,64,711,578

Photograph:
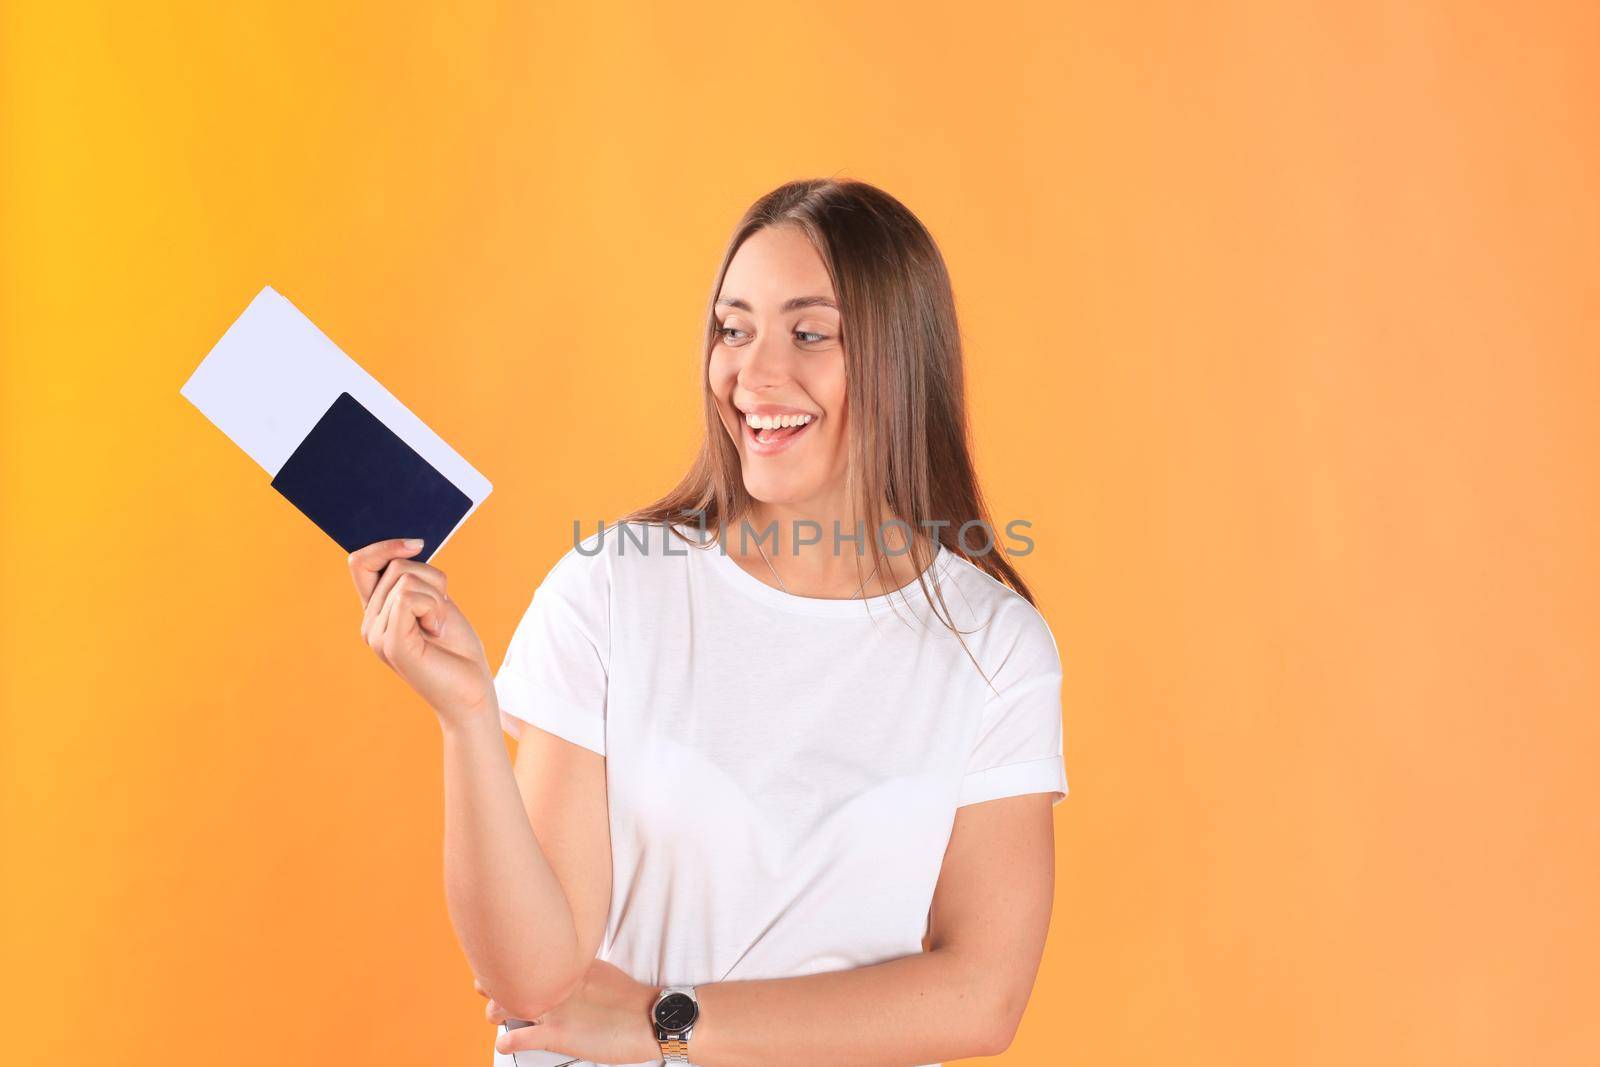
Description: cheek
707,350,736,393
819,365,848,435
826,406,848,457
822,357,848,413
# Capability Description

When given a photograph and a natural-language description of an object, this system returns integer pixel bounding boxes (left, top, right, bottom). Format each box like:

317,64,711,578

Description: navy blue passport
270,391,471,565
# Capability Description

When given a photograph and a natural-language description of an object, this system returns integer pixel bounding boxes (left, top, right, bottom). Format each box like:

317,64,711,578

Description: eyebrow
715,295,838,312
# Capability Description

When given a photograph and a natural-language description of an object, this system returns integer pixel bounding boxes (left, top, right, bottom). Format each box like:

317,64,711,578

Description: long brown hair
623,177,1035,640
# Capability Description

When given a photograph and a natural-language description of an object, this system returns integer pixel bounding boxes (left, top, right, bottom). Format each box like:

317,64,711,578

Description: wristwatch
651,984,699,1063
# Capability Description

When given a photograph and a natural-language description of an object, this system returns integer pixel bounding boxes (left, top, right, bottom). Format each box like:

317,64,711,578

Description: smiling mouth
741,411,816,449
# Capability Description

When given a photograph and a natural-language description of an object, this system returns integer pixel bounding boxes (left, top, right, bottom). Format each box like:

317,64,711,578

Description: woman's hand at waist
478,961,659,1065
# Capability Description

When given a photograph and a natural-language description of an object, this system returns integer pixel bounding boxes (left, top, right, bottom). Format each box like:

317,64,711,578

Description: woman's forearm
440,703,583,1018
688,946,1015,1067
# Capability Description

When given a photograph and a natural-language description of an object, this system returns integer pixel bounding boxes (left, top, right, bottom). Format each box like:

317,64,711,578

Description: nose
736,331,794,393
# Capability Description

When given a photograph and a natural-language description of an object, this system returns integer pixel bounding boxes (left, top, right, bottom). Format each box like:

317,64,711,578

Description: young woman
348,178,1069,1067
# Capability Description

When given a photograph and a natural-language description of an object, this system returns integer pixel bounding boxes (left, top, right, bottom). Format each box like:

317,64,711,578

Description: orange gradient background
3,2,1597,1064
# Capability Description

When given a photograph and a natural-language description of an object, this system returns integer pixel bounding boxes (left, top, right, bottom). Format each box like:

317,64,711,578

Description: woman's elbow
976,982,1035,1057
489,967,585,1024
971,1010,1019,1059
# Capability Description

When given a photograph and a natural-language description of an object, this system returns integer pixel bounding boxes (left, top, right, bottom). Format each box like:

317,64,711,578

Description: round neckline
676,522,953,617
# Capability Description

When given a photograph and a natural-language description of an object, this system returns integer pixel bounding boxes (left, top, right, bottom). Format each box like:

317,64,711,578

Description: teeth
744,412,814,430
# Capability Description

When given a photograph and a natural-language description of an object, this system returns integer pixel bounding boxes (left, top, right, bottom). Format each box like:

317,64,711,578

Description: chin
741,469,820,507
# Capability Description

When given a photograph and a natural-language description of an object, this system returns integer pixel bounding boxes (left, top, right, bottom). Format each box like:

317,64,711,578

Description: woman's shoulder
935,549,1064,681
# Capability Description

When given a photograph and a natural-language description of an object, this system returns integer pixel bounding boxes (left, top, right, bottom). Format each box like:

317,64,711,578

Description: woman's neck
726,499,933,600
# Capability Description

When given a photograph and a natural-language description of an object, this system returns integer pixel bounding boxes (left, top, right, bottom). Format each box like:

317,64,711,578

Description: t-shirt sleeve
957,604,1069,808
492,545,610,755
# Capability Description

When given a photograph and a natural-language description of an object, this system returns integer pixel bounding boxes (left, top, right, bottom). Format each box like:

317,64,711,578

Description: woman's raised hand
348,538,496,730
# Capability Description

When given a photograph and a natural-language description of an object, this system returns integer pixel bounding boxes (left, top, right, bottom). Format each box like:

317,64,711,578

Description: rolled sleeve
958,614,1069,808
493,543,610,756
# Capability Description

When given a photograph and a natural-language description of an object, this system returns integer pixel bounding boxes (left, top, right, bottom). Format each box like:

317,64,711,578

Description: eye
715,324,832,346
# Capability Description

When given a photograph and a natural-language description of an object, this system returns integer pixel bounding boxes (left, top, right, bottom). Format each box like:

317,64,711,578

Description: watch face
653,991,698,1031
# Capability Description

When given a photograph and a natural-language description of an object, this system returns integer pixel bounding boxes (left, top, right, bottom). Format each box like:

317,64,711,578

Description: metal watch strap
654,984,696,1064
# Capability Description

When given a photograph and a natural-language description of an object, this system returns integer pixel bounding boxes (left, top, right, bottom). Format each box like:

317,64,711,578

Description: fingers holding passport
348,538,494,721
356,548,450,645
348,537,430,606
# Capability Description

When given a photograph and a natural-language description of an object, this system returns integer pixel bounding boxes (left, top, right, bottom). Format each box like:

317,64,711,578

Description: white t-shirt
489,521,1068,1067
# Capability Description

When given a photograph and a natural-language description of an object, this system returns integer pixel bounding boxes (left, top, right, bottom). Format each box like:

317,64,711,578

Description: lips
742,412,816,455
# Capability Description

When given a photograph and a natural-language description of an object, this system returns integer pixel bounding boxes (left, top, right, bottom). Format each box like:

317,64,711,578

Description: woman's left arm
694,789,1057,1065
491,790,1058,1066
